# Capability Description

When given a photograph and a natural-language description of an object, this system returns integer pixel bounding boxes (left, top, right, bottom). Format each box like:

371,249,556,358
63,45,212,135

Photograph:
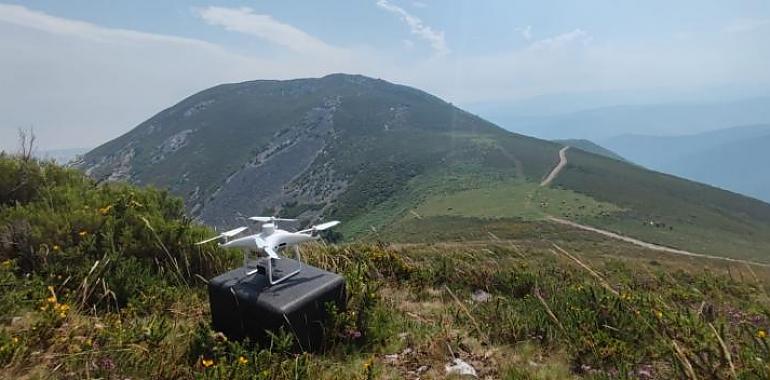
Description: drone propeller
248,216,298,223
299,220,341,234
195,226,248,245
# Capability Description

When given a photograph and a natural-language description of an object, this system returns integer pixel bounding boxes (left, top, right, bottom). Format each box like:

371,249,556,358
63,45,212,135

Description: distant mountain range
603,124,770,203
488,96,770,141
467,84,770,119
73,74,770,260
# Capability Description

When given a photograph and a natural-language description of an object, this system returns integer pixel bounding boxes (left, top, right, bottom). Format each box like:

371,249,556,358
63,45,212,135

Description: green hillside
552,148,770,259
75,74,770,262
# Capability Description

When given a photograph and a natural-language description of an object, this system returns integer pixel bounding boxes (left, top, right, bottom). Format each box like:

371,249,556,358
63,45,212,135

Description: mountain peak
321,72,377,81
75,76,770,260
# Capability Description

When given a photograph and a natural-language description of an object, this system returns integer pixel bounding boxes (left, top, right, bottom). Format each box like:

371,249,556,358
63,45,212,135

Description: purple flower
98,357,115,371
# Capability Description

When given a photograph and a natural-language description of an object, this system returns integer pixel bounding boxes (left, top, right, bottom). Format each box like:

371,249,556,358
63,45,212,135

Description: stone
471,289,491,303
445,358,477,377
11,316,23,327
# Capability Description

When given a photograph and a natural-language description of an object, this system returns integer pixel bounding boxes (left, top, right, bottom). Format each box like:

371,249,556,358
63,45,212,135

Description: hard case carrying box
208,258,346,351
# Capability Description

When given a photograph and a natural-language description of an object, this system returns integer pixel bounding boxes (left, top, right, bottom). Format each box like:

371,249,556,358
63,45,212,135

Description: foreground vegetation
2,155,770,379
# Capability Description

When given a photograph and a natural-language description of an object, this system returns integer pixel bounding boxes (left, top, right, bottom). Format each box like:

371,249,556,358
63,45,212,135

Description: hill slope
75,74,770,261
74,74,559,226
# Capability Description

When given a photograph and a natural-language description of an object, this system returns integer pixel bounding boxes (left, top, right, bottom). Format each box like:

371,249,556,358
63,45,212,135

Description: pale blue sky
1,1,769,150
7,1,768,55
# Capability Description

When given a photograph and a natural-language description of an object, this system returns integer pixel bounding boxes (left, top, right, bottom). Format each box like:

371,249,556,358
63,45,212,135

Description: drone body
197,217,340,285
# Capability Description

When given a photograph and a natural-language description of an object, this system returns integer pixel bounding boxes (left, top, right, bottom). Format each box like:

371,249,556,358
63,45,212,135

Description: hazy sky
1,1,769,151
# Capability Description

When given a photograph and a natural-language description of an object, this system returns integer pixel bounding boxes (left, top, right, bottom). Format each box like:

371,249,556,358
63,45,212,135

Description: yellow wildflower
47,285,57,303
98,205,112,215
53,245,60,252
54,303,70,318
758,330,767,339
238,356,249,365
655,311,663,319
78,230,88,237
12,337,18,344
202,358,214,368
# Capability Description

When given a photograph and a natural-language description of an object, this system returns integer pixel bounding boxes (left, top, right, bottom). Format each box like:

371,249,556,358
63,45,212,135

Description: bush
0,155,236,312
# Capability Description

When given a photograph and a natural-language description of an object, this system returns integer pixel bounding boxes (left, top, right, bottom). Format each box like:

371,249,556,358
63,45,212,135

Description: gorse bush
0,155,394,378
0,154,236,312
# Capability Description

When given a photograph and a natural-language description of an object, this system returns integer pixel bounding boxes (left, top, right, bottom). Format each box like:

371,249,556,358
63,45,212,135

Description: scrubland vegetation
2,155,770,379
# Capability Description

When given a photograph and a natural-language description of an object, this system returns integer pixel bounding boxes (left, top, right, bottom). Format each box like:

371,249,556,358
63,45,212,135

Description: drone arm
195,226,248,245
265,246,280,260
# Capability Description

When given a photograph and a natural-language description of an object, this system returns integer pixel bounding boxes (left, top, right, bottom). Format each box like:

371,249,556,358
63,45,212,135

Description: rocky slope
74,74,770,260
74,74,536,226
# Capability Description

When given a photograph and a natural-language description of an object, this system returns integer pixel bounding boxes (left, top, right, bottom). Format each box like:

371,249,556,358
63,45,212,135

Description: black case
208,258,346,351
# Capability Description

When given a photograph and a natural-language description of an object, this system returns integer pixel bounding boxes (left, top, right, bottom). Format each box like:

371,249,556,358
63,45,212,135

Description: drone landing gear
245,246,302,285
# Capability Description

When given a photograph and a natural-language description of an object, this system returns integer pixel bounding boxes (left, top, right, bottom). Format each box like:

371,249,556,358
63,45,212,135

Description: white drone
196,216,341,285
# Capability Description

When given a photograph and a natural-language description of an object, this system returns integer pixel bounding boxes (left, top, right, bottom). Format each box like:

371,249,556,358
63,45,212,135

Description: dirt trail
547,216,770,267
536,145,770,267
540,146,569,187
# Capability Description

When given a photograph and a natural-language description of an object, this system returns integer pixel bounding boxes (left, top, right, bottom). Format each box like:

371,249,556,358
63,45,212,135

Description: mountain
75,74,555,227
488,97,770,141
75,74,770,261
604,124,770,202
553,139,626,162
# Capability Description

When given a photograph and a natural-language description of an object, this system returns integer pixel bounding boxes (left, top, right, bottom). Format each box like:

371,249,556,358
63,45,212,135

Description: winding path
540,146,569,187
546,217,770,267
536,145,770,267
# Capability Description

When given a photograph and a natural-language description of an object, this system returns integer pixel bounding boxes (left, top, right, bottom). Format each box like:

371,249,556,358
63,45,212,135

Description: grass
337,162,520,238
10,237,770,379
412,181,620,221
335,160,614,239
